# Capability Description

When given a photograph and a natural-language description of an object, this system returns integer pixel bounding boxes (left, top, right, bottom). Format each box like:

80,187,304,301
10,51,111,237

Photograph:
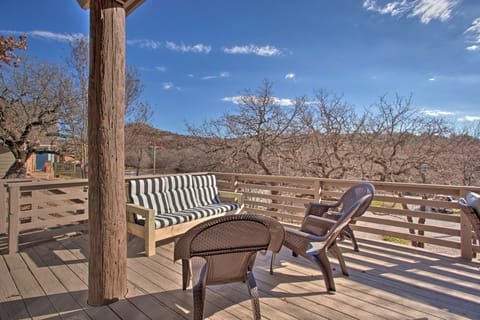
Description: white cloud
165,41,211,54
363,0,459,24
223,44,283,56
0,29,85,42
202,72,230,80
465,116,480,121
428,77,436,81
458,115,480,122
162,82,182,91
127,39,162,49
222,96,294,106
422,109,455,117
465,18,480,51
466,45,479,51
285,73,296,80
155,66,167,72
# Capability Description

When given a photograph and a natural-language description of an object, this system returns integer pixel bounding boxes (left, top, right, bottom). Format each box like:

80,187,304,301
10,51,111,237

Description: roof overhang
77,0,145,16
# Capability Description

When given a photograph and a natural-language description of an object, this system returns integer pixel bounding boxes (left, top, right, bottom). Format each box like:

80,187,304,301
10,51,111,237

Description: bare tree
0,35,27,67
358,94,451,183
294,90,364,179
187,79,307,175
125,102,154,175
58,38,148,177
0,58,69,178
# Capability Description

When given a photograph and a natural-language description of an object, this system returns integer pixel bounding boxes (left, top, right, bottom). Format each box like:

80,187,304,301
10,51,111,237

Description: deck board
0,233,479,320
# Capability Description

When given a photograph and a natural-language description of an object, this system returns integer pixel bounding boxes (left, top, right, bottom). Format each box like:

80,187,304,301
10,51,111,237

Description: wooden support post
87,0,127,305
7,185,20,254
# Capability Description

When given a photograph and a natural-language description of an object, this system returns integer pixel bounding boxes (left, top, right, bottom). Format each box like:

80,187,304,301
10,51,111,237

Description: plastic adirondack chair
308,183,375,252
271,192,374,293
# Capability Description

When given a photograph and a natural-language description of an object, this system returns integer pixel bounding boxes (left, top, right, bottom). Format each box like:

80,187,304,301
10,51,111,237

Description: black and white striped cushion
193,175,220,206
151,202,240,229
164,175,199,211
129,178,170,214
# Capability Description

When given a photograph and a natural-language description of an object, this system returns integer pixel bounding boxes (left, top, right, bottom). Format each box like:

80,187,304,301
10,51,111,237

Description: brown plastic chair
458,195,480,241
272,193,374,293
174,214,285,320
309,183,375,252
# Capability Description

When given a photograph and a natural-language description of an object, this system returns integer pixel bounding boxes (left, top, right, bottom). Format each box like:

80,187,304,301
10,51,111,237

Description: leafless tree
0,35,26,67
0,58,69,178
294,90,364,179
58,38,148,177
187,79,307,175
358,94,451,183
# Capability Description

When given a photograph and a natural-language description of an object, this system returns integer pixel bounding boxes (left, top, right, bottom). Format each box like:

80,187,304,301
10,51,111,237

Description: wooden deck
1,233,479,320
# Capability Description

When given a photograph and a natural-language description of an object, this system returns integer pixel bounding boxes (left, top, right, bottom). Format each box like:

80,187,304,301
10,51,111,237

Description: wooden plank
18,214,88,232
358,216,461,236
31,239,121,320
21,248,90,320
353,225,461,249
0,255,31,320
3,253,61,319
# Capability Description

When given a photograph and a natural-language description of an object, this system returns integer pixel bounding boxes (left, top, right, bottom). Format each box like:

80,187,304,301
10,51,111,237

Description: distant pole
152,146,157,175
87,0,127,306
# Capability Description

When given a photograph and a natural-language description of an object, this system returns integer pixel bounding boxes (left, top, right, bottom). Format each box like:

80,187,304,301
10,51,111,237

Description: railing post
460,211,473,260
8,185,20,255
458,189,474,260
313,180,322,202
233,175,240,193
0,181,7,235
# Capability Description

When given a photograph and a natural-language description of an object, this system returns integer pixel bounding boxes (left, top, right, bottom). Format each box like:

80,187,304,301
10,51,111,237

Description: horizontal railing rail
213,172,480,260
2,172,479,259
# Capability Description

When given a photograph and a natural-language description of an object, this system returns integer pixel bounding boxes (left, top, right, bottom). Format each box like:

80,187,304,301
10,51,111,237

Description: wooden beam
77,0,145,15
87,0,127,306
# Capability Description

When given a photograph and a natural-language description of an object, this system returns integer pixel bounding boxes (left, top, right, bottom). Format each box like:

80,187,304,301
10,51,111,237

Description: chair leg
343,226,360,252
270,253,276,275
312,251,336,292
181,259,191,290
191,257,208,320
329,243,349,276
246,269,261,320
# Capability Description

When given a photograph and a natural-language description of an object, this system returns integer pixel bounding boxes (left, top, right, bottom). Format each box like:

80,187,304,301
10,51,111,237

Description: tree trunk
87,0,127,306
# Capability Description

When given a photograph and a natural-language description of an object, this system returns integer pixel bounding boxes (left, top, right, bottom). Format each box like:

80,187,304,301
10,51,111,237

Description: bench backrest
128,174,220,215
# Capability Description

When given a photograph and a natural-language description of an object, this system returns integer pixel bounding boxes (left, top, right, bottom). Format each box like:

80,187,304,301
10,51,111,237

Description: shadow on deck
1,231,479,320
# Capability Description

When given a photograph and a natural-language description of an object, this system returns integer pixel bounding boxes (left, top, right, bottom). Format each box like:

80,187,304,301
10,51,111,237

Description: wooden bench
126,174,243,256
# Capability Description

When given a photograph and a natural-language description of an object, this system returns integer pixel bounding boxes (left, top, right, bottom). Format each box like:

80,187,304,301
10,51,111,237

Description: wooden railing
213,172,480,260
1,173,479,260
1,179,89,254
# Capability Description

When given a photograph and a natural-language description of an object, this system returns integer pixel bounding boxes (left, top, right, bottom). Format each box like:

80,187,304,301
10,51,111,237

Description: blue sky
1,0,480,134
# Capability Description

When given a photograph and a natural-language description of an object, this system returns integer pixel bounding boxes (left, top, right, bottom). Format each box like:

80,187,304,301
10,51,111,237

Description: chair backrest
458,194,480,240
335,182,375,218
174,214,285,284
323,194,374,248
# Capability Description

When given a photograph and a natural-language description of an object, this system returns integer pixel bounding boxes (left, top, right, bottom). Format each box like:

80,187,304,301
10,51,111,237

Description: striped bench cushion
193,174,220,206
142,202,240,229
164,175,199,211
129,178,170,214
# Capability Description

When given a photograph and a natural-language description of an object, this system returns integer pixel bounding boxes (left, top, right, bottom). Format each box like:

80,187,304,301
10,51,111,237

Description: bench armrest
126,203,155,223
218,190,244,206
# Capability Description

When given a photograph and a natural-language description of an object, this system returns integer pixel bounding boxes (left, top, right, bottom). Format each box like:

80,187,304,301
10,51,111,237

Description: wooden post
0,181,8,235
7,185,20,254
87,0,127,305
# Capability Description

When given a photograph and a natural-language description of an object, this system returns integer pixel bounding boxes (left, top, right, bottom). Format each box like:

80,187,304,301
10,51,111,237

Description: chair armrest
284,227,326,250
218,190,244,206
305,202,339,217
300,215,336,236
